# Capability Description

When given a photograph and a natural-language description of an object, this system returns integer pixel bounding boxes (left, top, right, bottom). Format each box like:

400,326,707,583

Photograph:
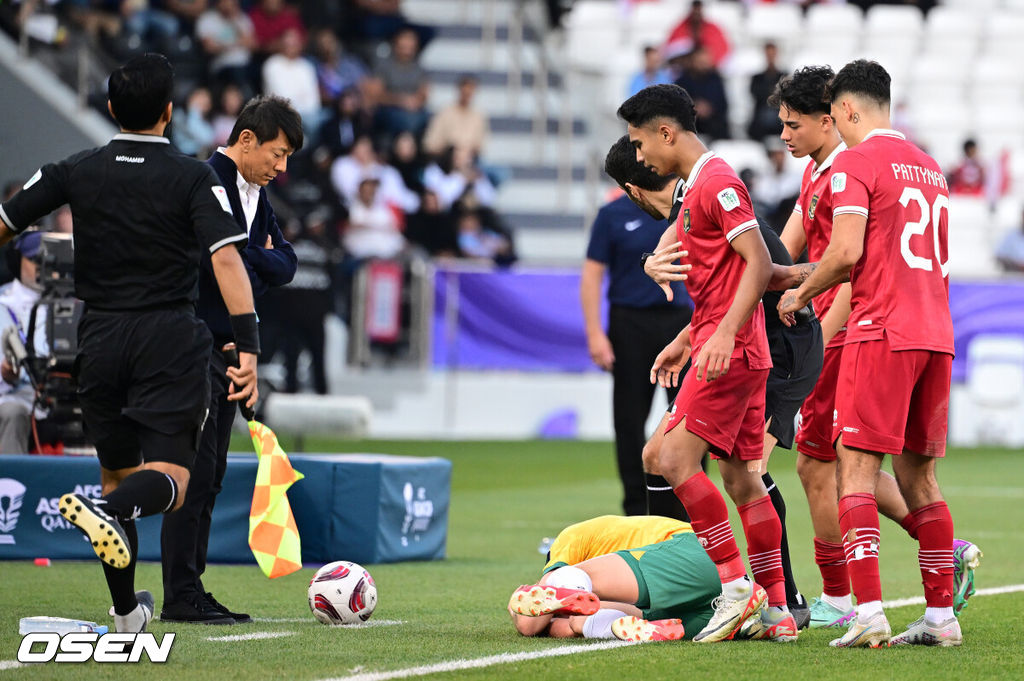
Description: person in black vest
160,95,302,624
582,151,694,521
0,53,259,633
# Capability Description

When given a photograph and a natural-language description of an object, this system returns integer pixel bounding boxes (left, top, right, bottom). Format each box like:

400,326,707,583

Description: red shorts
796,345,842,462
664,355,769,461
834,337,951,457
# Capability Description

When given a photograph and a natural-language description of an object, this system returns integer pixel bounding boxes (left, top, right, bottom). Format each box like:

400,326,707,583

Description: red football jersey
830,129,954,354
674,152,772,369
793,143,847,348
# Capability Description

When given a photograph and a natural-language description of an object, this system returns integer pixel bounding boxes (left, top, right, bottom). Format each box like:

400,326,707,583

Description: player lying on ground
604,134,820,635
509,515,771,642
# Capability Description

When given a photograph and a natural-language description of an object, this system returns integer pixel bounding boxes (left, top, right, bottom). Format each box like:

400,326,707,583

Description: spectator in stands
343,173,406,260
0,232,45,454
674,47,730,141
347,0,435,51
211,83,245,147
389,130,426,195
423,145,497,211
196,0,256,95
64,0,122,46
319,87,372,158
121,0,180,53
995,209,1024,273
747,42,784,142
750,138,802,234
456,209,512,263
172,86,216,158
423,74,489,158
627,46,672,98
163,0,208,29
405,189,457,256
663,0,730,69
248,0,305,56
374,26,430,139
948,139,987,197
262,27,323,136
331,135,420,213
312,27,368,104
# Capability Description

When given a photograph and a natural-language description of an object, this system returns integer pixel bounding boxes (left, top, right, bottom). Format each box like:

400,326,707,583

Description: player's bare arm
767,261,817,291
210,245,259,408
819,282,852,345
580,258,615,371
696,228,772,382
643,239,691,302
778,209,807,262
650,324,691,388
777,212,864,322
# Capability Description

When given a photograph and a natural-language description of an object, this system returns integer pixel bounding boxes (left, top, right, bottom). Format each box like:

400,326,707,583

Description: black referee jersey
0,133,246,309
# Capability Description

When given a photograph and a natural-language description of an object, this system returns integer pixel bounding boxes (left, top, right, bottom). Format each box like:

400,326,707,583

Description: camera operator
0,53,259,634
0,232,45,453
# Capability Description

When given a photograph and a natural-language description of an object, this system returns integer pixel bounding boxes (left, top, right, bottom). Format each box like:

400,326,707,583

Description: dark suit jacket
197,150,298,345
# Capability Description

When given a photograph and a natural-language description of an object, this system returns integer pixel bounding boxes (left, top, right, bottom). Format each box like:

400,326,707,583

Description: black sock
101,470,177,520
103,520,139,616
645,474,690,522
762,472,801,605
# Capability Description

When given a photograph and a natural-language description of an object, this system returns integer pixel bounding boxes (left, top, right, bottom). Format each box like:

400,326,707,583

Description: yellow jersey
542,515,692,573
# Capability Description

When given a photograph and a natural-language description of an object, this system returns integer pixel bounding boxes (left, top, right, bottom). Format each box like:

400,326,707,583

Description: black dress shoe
160,594,235,625
205,591,252,623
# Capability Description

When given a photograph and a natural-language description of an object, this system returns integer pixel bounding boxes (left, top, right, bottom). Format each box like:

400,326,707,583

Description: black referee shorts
765,318,824,450
75,306,212,471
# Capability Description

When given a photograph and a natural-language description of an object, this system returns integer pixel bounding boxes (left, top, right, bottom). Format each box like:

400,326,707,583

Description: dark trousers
607,304,692,517
160,348,233,603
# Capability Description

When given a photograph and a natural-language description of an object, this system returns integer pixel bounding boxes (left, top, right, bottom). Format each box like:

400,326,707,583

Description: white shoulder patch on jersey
22,169,42,191
624,219,642,232
717,187,741,212
831,172,847,193
211,185,233,215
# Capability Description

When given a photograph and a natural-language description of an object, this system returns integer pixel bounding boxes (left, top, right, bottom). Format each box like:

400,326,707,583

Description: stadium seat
711,139,770,177
702,1,744,45
630,1,686,40
910,53,973,88
950,335,1024,447
942,0,999,10
993,197,1023,231
566,0,624,30
805,3,864,34
981,12,1024,55
864,4,924,36
744,4,803,53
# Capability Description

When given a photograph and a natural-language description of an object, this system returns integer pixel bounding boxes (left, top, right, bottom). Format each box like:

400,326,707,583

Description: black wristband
641,252,654,268
229,313,261,355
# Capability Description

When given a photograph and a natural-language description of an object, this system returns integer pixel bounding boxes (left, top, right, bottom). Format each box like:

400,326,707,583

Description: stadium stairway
406,0,598,262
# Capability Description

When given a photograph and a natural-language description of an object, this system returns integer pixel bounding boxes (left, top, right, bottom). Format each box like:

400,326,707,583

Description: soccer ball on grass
308,561,377,625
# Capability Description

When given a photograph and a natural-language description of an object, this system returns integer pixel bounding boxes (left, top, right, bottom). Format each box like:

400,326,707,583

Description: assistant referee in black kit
580,145,694,520
0,54,259,634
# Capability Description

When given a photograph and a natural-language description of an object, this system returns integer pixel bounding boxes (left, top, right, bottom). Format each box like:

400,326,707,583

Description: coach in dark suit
160,96,303,624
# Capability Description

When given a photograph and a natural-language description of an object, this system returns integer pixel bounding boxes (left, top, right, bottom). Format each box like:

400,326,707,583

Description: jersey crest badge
831,172,847,193
211,186,233,215
809,194,819,219
682,208,691,233
717,187,740,212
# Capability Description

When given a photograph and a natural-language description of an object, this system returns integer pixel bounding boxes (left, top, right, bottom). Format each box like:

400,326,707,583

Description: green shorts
615,533,720,639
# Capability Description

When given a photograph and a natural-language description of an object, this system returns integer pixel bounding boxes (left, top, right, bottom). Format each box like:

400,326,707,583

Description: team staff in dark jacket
160,96,302,624
0,53,259,634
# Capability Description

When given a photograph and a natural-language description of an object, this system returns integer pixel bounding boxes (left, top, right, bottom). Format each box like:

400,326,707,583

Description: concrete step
482,131,591,166
507,165,586,182
435,23,543,42
427,82,580,121
495,177,594,215
506,212,586,231
429,67,563,89
421,37,543,74
404,0,544,28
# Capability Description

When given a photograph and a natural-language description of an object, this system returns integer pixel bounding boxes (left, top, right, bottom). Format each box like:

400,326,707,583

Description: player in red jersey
617,84,786,643
770,65,923,630
779,60,960,648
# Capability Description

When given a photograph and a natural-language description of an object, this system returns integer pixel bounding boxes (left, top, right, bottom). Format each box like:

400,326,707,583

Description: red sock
738,495,785,606
674,473,745,583
911,501,955,608
900,513,918,540
813,537,850,597
838,493,882,604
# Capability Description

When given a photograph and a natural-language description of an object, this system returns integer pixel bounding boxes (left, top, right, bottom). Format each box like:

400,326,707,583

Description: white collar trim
863,128,906,142
113,133,169,144
811,142,847,182
680,151,715,204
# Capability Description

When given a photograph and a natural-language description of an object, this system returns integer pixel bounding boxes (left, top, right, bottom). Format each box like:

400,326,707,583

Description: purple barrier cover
432,266,1024,377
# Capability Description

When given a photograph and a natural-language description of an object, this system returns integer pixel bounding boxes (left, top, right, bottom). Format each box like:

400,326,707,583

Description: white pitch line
319,640,635,681
252,618,406,628
206,631,296,642
881,583,1024,610
0,661,24,671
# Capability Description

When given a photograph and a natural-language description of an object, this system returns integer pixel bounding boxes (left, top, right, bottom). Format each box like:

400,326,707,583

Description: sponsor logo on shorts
694,418,708,426
843,426,860,434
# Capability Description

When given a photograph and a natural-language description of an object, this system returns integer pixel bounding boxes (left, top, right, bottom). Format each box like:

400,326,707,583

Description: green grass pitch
2,440,1022,680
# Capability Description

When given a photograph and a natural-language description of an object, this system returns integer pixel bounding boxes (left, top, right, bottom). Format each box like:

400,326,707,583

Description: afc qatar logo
0,478,27,545
400,482,435,547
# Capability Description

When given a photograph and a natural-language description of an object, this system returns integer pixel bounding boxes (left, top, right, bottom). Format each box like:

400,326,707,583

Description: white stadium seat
864,4,924,38
745,4,803,51
942,0,999,10
909,53,973,88
711,139,770,177
805,3,864,35
567,0,623,29
950,335,1024,447
702,1,744,45
924,6,982,40
630,1,686,40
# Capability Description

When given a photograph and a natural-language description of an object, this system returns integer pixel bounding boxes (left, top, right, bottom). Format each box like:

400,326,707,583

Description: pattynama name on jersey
891,163,947,189
115,155,145,164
